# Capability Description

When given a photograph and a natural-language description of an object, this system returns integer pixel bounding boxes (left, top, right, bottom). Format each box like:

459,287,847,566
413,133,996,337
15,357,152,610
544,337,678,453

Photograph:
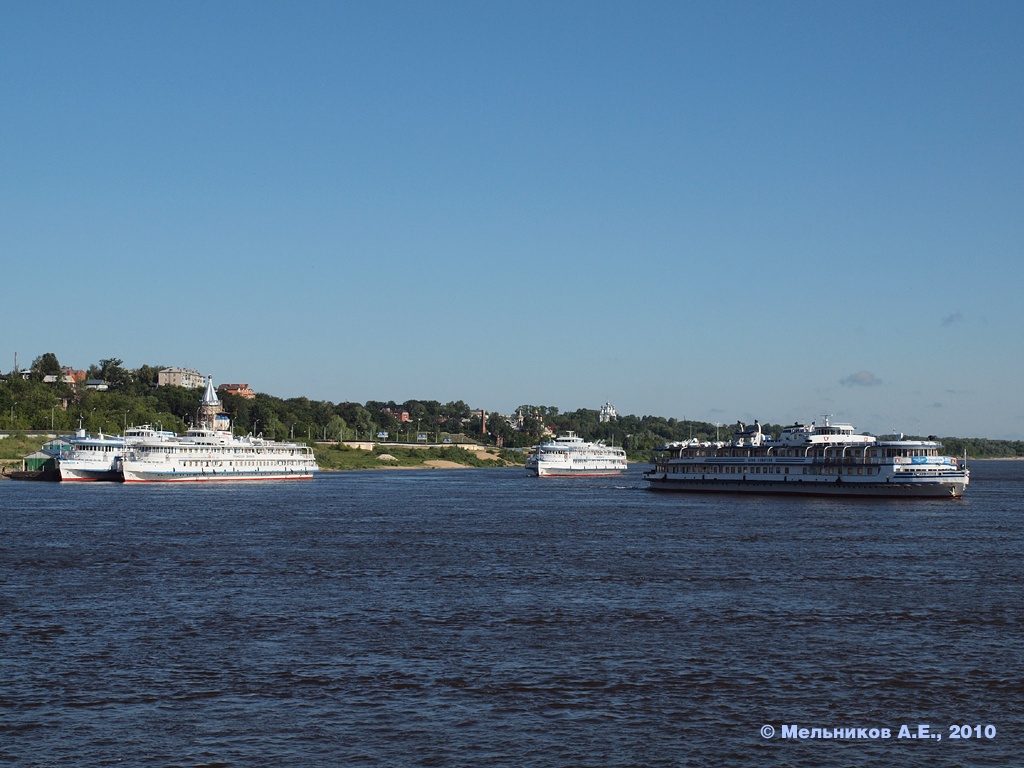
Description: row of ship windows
678,454,933,466
877,449,935,457
177,460,310,467
544,455,623,460
140,449,307,456
665,465,881,476
72,446,308,456
704,449,938,459
69,446,304,455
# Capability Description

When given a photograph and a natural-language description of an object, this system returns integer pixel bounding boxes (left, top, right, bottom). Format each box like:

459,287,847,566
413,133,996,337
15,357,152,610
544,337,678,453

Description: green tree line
3,354,1022,459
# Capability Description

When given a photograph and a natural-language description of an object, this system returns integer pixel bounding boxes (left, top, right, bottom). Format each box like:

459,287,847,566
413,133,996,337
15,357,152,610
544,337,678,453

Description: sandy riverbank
318,459,511,471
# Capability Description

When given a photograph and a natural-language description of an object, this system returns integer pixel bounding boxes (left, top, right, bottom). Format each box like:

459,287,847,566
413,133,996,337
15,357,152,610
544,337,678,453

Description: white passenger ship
116,377,318,483
56,425,176,482
526,432,628,477
118,428,319,483
644,419,969,498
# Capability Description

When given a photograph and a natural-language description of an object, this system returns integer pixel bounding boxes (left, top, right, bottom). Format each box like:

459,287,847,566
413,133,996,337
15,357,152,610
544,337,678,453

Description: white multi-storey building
158,367,206,389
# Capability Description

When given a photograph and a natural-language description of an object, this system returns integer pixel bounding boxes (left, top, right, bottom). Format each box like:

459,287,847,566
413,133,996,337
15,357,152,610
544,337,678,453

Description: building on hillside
158,367,205,389
599,402,618,423
219,383,256,400
40,369,82,385
383,408,411,423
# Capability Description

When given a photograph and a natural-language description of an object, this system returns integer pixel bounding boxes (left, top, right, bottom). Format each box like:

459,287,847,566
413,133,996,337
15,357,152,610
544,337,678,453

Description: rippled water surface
2,461,1022,766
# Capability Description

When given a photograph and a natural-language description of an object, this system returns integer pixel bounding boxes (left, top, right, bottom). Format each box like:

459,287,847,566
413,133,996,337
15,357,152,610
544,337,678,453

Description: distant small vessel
644,419,969,498
526,432,627,477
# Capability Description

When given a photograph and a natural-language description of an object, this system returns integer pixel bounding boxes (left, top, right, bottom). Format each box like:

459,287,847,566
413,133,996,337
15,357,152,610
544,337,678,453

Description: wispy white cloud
840,371,883,387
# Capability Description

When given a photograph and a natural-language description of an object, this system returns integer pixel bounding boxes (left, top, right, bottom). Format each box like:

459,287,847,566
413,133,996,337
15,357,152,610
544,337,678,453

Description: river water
2,461,1021,766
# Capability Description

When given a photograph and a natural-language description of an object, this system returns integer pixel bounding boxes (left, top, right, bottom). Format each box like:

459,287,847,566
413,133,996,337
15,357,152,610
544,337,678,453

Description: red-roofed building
218,383,256,400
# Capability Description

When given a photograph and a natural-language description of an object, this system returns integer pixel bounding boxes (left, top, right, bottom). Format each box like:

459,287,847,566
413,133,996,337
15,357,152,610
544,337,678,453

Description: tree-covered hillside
3,354,1022,460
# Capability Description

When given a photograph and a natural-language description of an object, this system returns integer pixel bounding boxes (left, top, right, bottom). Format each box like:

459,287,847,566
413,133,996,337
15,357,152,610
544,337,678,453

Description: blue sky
2,1,1022,439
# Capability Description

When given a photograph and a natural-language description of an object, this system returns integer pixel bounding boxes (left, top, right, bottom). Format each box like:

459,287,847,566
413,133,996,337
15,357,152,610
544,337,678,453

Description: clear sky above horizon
3,1,1022,439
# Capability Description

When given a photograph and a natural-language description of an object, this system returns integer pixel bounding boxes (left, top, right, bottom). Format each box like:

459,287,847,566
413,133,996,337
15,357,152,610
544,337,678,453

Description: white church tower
197,375,230,431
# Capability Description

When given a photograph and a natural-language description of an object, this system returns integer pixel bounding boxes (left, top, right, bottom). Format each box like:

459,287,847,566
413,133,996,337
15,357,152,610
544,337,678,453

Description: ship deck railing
657,455,958,468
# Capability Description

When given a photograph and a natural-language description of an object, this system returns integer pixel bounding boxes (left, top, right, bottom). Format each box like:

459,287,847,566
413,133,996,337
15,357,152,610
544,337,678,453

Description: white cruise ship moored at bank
117,428,318,482
526,432,628,477
54,431,126,482
644,419,969,498
116,376,318,483
56,425,177,482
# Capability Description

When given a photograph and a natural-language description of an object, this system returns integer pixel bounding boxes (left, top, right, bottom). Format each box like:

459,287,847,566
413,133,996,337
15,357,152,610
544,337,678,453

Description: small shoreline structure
526,431,627,477
644,418,969,498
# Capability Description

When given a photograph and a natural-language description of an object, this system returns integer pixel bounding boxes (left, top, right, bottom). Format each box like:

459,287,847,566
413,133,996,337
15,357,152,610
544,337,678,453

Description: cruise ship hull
119,466,315,483
529,466,625,478
644,473,967,498
57,466,121,482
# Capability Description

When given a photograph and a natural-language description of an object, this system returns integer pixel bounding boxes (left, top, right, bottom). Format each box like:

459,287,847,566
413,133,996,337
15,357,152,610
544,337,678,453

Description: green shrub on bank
0,434,46,461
